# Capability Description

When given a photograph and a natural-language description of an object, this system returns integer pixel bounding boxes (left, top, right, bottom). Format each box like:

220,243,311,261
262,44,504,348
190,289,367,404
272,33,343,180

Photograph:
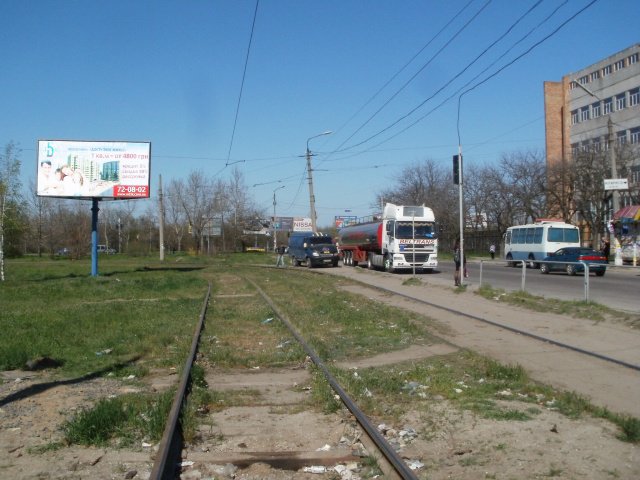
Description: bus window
563,228,579,243
505,231,511,244
548,227,579,242
512,228,521,244
534,227,543,244
525,228,535,244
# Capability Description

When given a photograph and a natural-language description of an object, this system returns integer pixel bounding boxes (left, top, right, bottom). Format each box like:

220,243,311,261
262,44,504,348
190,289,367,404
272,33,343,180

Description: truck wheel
367,255,374,270
384,255,395,273
306,257,313,268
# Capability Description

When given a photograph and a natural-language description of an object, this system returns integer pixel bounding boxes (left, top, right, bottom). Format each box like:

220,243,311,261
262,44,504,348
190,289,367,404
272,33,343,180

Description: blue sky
2,0,639,226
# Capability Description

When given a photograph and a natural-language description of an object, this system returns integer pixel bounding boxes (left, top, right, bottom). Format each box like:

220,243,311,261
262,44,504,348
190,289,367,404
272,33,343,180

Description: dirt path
319,265,640,418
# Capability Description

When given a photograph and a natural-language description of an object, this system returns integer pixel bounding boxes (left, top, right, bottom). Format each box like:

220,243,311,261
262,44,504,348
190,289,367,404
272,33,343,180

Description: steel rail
349,275,640,373
247,278,419,480
149,282,212,480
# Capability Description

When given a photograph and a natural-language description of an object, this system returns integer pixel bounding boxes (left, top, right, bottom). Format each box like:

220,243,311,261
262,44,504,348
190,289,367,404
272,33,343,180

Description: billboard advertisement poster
37,140,151,199
293,217,312,232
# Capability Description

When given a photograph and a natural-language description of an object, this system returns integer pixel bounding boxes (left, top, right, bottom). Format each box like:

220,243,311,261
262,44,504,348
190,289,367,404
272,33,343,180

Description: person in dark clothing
601,239,611,263
276,245,286,267
453,239,467,286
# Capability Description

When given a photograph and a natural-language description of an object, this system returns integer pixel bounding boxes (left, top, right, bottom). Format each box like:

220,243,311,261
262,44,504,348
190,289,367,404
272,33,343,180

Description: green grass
5,254,639,449
0,257,207,375
63,390,174,447
476,283,639,326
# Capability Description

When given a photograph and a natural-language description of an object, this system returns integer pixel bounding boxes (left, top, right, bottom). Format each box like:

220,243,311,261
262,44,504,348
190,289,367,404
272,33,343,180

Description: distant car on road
56,247,71,256
97,245,117,254
539,247,607,276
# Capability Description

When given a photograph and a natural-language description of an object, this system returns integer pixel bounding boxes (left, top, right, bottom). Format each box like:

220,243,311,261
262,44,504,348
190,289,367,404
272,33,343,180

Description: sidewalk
321,266,640,417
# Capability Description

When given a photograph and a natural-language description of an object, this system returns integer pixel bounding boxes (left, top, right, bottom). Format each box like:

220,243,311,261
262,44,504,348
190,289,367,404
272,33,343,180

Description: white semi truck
338,203,438,272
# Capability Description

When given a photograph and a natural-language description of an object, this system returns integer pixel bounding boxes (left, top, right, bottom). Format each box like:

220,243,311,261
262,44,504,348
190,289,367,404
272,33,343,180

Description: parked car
539,247,607,276
621,243,639,264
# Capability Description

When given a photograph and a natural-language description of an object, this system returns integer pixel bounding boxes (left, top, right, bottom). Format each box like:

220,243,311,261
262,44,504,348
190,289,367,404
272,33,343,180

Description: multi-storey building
544,44,640,227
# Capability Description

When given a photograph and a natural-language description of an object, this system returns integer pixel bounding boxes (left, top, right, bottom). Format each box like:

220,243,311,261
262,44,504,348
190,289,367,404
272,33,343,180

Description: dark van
288,232,339,268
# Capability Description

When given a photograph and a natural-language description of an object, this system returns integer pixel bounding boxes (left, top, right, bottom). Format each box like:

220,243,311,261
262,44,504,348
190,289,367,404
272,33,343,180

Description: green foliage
0,258,206,374
476,283,636,325
63,391,174,447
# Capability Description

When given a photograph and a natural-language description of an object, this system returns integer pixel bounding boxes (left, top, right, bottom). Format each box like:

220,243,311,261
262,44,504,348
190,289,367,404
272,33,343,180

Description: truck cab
288,232,339,268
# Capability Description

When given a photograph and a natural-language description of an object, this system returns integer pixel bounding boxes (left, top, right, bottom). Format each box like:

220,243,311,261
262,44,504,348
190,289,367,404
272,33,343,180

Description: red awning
613,205,640,221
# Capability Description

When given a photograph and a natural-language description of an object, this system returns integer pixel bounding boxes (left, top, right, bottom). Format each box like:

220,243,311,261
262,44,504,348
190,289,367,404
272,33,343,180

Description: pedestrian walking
275,245,286,267
489,243,496,260
453,239,466,286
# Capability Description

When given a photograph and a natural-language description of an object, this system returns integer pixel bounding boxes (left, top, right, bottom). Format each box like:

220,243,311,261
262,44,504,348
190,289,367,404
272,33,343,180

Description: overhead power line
225,0,260,167
340,0,543,154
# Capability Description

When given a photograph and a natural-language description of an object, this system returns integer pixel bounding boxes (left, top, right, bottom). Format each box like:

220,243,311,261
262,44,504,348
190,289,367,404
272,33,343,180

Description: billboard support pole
91,198,100,277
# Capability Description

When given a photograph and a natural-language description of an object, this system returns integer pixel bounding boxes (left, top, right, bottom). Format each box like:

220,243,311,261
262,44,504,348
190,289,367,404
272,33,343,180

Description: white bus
503,220,580,268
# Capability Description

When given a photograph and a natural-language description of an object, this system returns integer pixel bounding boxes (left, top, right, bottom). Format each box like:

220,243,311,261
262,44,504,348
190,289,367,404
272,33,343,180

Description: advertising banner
293,217,313,232
335,215,358,228
37,140,151,199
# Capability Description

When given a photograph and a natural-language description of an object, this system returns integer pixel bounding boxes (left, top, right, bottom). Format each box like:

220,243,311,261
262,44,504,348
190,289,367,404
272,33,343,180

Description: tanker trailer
338,203,438,272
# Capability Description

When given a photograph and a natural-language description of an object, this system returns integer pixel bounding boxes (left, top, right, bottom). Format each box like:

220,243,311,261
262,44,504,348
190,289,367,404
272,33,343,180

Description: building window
592,102,601,118
629,53,639,65
602,65,612,76
614,59,625,71
571,110,579,124
590,71,600,81
571,143,579,156
580,106,590,121
617,130,627,145
631,127,640,144
579,75,589,84
581,141,590,152
603,97,613,114
616,93,626,111
592,138,601,151
630,88,639,107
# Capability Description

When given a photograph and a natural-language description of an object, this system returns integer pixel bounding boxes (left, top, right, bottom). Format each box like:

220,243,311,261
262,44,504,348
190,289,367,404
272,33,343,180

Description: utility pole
306,146,317,233
272,185,284,252
158,174,165,261
305,131,332,233
607,117,620,215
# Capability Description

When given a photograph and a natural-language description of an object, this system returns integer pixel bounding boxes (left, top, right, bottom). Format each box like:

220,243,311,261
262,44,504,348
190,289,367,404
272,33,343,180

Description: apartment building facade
544,43,640,227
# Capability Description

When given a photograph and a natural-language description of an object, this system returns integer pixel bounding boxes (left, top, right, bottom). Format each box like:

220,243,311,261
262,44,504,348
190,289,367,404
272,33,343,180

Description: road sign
604,178,628,190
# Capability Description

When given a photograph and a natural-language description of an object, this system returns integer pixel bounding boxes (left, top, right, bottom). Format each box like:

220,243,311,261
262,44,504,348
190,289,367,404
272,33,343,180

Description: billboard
37,140,151,199
293,217,312,232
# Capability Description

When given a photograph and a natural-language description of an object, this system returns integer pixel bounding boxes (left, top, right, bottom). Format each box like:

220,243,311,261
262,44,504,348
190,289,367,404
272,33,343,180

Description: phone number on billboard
113,185,149,198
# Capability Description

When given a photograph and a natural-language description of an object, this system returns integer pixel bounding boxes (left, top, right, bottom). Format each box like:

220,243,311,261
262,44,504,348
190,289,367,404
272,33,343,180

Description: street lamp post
306,130,332,233
272,185,285,253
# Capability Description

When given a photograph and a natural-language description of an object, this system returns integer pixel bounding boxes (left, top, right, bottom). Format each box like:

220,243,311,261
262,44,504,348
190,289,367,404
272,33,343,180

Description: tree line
1,141,638,278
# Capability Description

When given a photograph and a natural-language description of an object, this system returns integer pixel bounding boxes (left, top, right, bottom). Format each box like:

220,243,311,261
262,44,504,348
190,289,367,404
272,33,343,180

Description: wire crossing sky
1,0,637,225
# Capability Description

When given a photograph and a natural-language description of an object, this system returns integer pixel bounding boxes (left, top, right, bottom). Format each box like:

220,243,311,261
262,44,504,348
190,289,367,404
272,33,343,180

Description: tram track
320,266,640,373
149,276,421,480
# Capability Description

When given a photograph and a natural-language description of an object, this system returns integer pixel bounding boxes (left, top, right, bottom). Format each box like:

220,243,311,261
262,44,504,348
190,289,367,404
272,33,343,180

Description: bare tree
174,170,215,254
378,158,458,238
546,158,577,223
165,178,188,252
0,142,23,280
573,148,616,247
